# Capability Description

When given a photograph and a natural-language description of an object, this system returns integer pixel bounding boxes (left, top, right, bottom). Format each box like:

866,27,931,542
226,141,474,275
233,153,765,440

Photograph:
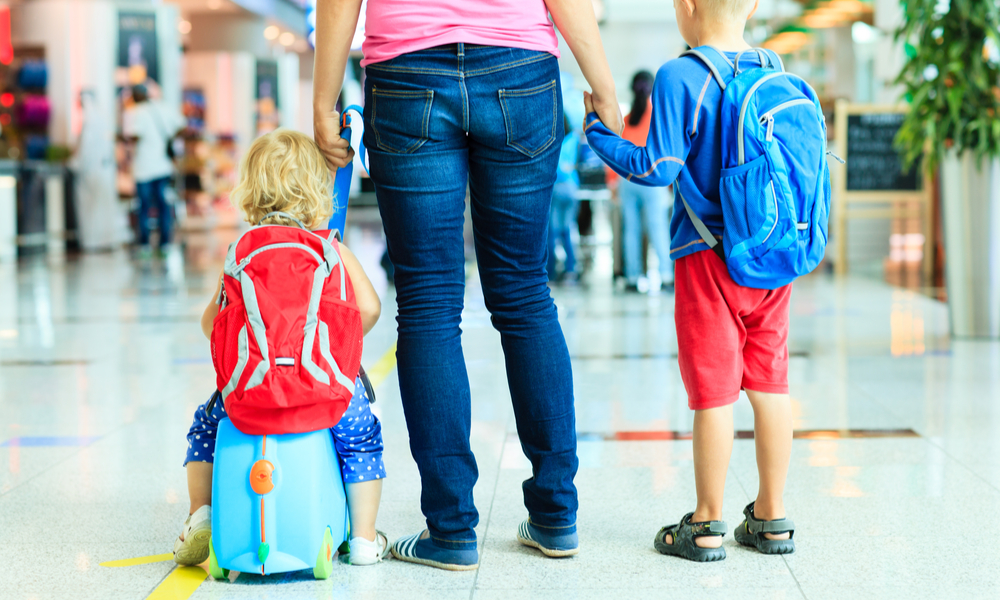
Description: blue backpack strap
682,46,733,90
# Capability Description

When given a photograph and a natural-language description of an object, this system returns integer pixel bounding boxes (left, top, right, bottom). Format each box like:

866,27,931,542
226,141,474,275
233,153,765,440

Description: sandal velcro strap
744,503,795,535
690,520,728,537
756,518,794,534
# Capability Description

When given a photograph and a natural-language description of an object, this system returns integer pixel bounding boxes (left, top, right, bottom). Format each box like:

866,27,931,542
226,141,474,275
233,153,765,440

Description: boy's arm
338,242,381,335
201,273,223,339
584,65,695,187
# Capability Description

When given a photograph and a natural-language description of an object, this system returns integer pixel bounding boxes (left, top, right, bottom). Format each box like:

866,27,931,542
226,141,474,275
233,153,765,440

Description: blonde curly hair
230,129,333,230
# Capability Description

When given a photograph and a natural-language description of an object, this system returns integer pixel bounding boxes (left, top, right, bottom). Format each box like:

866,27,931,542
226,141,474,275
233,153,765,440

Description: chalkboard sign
846,113,920,192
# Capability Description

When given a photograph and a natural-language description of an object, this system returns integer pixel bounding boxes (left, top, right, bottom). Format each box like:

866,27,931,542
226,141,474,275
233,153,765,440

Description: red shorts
675,250,791,410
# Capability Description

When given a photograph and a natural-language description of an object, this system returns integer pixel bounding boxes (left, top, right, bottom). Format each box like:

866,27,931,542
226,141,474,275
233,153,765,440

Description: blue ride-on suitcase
207,418,350,579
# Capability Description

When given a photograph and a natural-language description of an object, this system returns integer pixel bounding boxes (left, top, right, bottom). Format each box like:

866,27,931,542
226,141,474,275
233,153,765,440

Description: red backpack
211,212,363,435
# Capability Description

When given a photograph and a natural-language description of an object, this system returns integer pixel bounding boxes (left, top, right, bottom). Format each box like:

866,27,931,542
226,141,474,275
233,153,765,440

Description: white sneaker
349,531,389,565
173,505,212,566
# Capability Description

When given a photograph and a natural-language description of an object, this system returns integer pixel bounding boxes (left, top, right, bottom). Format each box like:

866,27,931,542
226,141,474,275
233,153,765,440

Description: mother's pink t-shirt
360,0,560,67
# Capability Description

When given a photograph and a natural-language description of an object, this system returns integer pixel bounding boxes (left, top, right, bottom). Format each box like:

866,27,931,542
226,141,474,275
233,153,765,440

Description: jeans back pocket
371,87,434,154
499,80,558,158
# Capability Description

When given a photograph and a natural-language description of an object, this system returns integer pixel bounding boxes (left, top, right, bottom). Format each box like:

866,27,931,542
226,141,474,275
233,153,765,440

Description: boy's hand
314,110,355,171
583,91,624,136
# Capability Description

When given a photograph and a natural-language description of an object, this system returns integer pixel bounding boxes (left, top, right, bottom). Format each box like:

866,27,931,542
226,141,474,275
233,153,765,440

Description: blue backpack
681,46,833,290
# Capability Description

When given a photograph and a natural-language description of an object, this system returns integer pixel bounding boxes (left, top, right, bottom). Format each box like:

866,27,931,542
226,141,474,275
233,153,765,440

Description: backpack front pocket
719,154,780,260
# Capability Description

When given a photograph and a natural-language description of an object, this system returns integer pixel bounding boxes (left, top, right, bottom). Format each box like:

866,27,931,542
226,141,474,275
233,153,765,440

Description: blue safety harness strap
328,104,368,239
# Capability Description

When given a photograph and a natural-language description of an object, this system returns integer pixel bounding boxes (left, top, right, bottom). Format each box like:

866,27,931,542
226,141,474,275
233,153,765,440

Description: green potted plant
894,0,1000,338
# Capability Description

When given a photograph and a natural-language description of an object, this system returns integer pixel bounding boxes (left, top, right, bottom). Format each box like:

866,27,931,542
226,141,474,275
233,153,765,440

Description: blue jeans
364,44,578,547
620,180,673,283
547,182,579,279
136,176,172,247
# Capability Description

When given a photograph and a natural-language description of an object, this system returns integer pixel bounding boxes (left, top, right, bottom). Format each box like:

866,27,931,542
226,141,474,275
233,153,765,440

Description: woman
612,71,674,292
314,0,622,571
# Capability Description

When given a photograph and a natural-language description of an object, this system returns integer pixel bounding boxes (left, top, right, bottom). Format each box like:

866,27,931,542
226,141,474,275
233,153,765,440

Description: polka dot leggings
183,377,386,484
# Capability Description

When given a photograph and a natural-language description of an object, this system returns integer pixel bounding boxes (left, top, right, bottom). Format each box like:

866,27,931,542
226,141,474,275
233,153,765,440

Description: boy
584,0,796,561
173,129,389,567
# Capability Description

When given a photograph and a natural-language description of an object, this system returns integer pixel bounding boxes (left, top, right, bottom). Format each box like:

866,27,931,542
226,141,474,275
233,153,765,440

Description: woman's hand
583,91,624,135
315,110,355,171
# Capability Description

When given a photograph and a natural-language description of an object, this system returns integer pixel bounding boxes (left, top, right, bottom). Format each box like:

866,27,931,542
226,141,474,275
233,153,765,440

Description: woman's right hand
315,110,355,171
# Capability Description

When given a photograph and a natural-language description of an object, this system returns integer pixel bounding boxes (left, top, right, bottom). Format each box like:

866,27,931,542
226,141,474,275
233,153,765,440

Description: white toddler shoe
173,505,212,566
348,531,389,565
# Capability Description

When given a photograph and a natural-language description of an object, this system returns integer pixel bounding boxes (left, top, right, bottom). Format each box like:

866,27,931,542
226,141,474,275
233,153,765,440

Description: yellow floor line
366,341,398,389
145,566,208,600
100,553,174,568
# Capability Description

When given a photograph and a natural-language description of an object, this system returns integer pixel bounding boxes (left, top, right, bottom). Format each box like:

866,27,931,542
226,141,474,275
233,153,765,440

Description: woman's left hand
315,110,355,171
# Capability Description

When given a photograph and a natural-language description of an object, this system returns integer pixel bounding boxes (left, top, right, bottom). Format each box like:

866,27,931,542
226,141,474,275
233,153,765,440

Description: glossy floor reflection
1,222,999,600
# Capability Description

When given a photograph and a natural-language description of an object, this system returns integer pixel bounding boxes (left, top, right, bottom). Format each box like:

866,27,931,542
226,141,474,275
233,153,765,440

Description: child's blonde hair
230,129,333,230
702,0,756,23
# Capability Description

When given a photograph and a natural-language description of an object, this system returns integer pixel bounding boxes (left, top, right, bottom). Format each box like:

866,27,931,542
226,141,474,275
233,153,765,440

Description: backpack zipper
737,72,808,164
759,98,815,142
234,243,323,274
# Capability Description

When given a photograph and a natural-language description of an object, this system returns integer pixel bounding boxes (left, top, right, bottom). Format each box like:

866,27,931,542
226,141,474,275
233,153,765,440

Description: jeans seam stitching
464,53,549,77
366,65,456,76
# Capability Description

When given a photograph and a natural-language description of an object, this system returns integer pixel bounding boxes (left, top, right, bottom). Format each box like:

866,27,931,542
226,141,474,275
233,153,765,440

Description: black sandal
734,502,795,555
653,513,727,562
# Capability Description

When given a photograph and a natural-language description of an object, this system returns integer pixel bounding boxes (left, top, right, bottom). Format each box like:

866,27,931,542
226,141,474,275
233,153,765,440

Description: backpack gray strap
257,211,307,229
703,45,735,68
764,49,785,72
679,191,725,261
300,262,333,387
240,271,271,390
682,49,728,90
221,326,249,400
318,321,357,395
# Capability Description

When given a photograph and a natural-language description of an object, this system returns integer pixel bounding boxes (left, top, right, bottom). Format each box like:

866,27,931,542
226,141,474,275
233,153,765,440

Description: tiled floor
2,219,999,600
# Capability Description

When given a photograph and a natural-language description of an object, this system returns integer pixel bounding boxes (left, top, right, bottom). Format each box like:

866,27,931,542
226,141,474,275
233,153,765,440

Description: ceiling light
178,20,192,35
264,25,280,40
279,32,295,46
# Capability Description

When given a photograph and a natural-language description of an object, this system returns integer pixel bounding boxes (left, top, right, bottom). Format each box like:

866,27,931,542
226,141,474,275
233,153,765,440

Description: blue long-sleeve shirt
586,51,763,261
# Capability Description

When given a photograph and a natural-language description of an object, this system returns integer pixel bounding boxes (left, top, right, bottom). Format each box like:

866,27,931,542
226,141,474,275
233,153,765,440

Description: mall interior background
0,0,920,280
3,1,1000,599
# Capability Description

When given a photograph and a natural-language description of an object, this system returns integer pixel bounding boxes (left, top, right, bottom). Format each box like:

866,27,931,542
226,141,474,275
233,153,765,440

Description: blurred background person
73,89,125,251
548,114,581,283
610,70,674,293
122,84,185,258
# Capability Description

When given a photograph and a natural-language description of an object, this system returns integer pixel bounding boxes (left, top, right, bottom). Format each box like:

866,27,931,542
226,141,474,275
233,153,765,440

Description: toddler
173,129,388,566
585,0,796,561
